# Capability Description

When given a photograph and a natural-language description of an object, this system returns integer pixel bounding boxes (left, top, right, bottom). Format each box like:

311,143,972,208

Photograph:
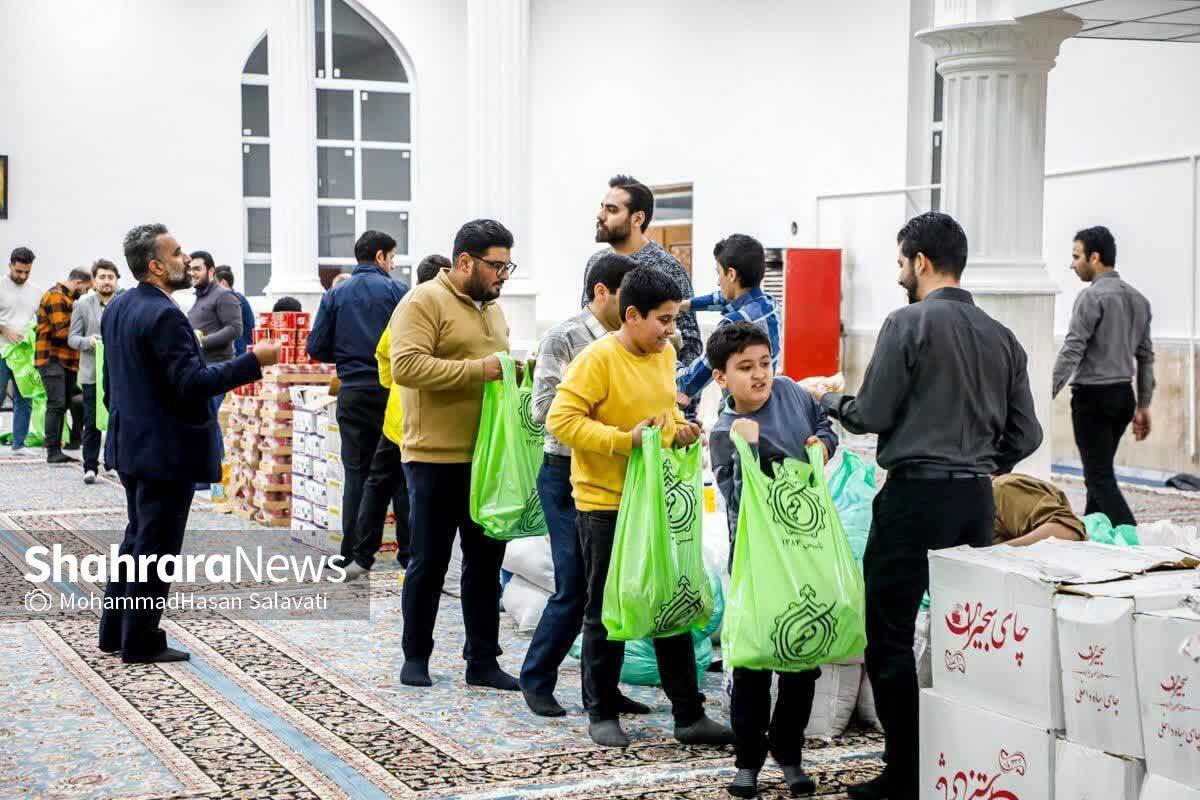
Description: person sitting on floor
991,473,1087,547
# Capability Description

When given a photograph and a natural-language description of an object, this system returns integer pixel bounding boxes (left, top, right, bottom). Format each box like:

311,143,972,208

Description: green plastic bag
95,341,108,431
828,450,878,565
602,427,713,641
1083,512,1139,547
469,352,547,540
1,321,45,399
724,434,867,671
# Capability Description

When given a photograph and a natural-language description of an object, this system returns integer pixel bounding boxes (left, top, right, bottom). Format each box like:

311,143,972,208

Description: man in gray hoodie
68,259,123,483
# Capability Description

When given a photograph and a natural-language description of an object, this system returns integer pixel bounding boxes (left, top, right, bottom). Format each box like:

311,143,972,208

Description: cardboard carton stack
919,540,1200,800
216,311,334,525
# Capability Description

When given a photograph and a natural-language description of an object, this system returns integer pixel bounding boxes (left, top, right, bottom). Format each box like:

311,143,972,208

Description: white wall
527,0,915,325
0,0,468,301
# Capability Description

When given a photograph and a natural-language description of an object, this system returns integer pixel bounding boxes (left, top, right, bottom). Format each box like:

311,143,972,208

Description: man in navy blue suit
98,223,280,664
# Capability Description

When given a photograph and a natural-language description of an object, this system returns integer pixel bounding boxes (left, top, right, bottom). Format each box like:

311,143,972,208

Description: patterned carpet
0,451,885,800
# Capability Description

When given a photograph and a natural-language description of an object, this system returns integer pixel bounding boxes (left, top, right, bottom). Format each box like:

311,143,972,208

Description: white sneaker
342,562,370,582
83,471,97,485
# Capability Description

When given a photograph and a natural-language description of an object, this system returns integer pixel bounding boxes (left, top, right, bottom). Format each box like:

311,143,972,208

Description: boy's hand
631,413,671,448
806,435,830,462
675,391,692,408
731,418,759,444
678,299,692,312
674,421,702,447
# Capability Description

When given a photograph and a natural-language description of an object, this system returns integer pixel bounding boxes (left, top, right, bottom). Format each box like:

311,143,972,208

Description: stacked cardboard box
919,540,1200,800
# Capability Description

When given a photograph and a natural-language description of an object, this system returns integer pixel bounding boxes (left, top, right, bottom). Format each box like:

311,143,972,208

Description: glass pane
319,265,350,289
393,264,413,288
245,261,271,296
331,0,407,82
243,144,270,197
933,70,944,123
241,84,269,137
247,208,271,253
361,92,410,142
316,89,353,140
317,147,355,199
318,206,356,258
655,193,692,223
315,0,326,77
244,37,268,75
361,149,410,201
366,211,409,255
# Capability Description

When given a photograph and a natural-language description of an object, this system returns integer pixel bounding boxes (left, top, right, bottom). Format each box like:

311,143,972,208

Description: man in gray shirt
1052,226,1153,527
803,212,1042,800
518,253,644,719
68,259,122,482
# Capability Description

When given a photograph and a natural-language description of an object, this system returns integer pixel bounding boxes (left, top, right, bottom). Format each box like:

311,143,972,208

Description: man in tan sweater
390,219,517,690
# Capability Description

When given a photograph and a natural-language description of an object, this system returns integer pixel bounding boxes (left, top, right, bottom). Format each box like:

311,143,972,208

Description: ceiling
1016,0,1200,41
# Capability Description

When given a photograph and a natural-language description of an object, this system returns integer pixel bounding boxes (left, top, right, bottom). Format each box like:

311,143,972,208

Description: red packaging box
252,328,275,343
257,312,272,329
269,312,311,330
293,349,312,365
278,346,296,364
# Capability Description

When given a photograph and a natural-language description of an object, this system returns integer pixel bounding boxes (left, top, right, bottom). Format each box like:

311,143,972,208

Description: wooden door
648,223,692,278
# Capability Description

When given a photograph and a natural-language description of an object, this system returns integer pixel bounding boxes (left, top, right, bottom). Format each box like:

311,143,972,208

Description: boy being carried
547,268,733,749
707,321,838,798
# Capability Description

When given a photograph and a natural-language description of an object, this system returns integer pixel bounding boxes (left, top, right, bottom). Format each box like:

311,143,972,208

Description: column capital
917,12,1081,75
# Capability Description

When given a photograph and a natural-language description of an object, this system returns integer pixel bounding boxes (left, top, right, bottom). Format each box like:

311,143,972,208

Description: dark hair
608,174,654,232
68,267,92,283
124,223,169,281
214,265,235,287
452,219,514,261
706,321,771,372
584,253,639,301
897,212,969,277
9,247,34,265
1075,226,1116,267
272,296,303,312
618,267,682,320
416,253,451,285
354,230,397,265
713,234,765,289
91,259,120,279
189,250,215,273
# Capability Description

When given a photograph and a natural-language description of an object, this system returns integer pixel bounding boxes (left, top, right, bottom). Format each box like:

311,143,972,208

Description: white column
264,0,325,311
917,11,1080,478
466,0,537,349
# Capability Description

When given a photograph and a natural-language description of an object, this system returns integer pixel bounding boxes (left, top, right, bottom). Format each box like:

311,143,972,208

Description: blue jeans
519,453,585,697
0,356,32,447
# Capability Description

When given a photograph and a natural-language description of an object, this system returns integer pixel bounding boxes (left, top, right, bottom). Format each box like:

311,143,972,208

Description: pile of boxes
920,540,1200,800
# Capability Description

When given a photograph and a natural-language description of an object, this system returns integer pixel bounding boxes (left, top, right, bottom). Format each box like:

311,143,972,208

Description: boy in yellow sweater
547,268,734,749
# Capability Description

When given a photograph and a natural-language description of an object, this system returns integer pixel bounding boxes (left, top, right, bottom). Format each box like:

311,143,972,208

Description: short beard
465,272,500,302
595,220,632,245
167,268,193,291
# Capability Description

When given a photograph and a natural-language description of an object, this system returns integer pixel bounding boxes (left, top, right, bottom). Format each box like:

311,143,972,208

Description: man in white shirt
0,247,40,452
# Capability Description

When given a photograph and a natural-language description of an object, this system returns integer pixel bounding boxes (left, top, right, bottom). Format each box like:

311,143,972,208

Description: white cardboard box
1140,773,1200,800
1136,606,1200,788
1055,738,1145,800
920,689,1056,800
930,541,1197,729
1056,571,1199,758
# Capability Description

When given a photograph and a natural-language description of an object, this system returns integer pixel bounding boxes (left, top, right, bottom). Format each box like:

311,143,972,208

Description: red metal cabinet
781,248,841,381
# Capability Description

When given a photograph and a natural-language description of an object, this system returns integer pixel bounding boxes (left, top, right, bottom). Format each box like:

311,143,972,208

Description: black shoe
588,719,629,748
617,693,652,714
401,659,433,687
466,666,520,691
781,764,816,797
64,441,81,451
47,450,78,464
122,647,190,664
521,686,566,717
847,772,891,800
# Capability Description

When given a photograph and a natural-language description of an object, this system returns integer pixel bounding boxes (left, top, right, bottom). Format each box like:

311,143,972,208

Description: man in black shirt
802,212,1042,800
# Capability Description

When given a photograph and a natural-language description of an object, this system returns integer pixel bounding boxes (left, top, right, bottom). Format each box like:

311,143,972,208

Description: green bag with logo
95,340,109,431
1,321,44,399
470,351,547,540
723,434,866,671
602,427,713,641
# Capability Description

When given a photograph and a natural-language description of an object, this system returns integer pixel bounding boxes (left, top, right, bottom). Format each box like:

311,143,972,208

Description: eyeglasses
471,256,518,277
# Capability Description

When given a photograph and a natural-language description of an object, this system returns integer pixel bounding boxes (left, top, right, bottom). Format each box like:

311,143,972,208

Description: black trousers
335,386,389,563
1071,383,1136,526
401,461,506,670
864,477,992,800
348,435,410,569
37,362,82,450
578,509,704,724
98,475,195,658
80,383,102,473
731,667,820,770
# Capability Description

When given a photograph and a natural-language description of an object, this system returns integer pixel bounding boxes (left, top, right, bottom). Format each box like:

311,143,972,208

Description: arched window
240,0,415,296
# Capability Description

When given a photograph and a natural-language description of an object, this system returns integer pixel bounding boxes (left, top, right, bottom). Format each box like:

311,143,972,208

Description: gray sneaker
83,471,97,485
342,562,370,582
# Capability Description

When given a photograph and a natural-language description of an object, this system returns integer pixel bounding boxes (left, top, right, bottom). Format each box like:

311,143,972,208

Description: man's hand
675,391,692,408
630,413,668,449
252,339,282,367
674,421,702,447
731,418,759,444
806,435,830,462
1133,408,1152,441
1,327,22,344
482,354,502,382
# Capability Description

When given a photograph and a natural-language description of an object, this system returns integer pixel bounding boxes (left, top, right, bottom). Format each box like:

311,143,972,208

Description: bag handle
496,351,517,389
806,440,828,491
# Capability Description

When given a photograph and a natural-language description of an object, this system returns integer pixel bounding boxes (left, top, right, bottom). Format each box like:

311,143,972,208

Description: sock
732,768,758,788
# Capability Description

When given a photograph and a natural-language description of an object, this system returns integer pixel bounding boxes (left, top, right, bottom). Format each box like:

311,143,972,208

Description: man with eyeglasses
390,219,521,691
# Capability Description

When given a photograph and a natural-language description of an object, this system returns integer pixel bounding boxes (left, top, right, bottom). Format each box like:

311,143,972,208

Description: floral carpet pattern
0,450,885,799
